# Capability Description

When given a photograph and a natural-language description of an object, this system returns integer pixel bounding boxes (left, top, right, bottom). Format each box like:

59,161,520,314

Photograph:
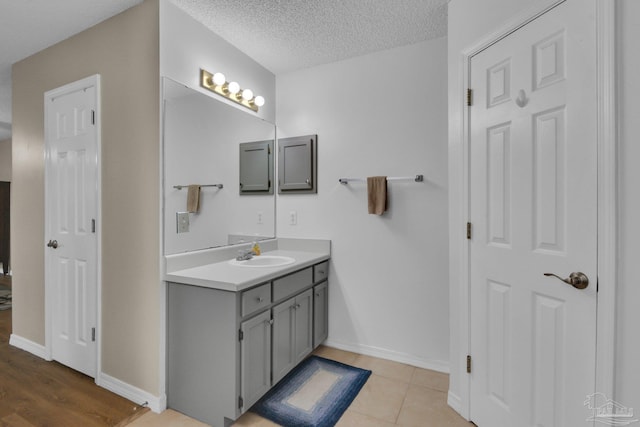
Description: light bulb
228,81,240,94
212,72,226,86
254,95,265,107
241,88,254,101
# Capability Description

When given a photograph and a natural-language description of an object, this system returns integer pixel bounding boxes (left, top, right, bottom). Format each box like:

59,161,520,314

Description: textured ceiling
0,0,448,140
171,0,448,74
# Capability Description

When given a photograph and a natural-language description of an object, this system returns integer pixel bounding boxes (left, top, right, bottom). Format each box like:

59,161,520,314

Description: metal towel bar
338,175,423,184
173,184,224,190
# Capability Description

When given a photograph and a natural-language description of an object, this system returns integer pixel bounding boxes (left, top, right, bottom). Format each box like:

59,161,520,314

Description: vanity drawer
273,268,313,302
313,261,329,282
242,283,271,317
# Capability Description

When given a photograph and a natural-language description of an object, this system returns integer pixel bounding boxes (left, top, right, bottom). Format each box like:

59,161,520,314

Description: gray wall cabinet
239,140,274,194
278,134,317,194
167,260,329,427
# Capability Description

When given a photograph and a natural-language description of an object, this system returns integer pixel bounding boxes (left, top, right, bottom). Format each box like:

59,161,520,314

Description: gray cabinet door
241,310,271,411
278,135,317,193
239,140,273,194
313,282,329,347
272,289,314,384
272,297,295,384
294,289,313,361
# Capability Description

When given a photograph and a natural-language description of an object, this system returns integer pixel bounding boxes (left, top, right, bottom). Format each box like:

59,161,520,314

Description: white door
45,76,100,378
469,1,597,426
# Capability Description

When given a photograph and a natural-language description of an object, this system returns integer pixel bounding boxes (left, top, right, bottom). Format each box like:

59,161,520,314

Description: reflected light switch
177,212,189,233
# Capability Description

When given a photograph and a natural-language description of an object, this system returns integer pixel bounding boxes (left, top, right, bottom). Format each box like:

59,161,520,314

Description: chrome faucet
236,249,256,261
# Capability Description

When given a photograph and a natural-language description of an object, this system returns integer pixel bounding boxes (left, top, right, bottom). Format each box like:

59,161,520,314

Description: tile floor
127,346,472,427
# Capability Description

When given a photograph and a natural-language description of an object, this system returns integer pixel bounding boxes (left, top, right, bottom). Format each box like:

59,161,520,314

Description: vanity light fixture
200,69,264,112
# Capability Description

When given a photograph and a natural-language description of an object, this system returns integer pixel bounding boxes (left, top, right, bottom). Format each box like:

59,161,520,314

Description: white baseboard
323,339,450,373
9,333,50,360
97,373,167,414
447,390,464,416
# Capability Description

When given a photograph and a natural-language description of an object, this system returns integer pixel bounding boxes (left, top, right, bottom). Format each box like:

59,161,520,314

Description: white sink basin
228,255,295,268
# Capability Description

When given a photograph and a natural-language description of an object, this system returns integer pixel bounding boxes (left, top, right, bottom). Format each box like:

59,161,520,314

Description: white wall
615,0,640,413
0,139,10,181
276,38,450,371
448,0,640,417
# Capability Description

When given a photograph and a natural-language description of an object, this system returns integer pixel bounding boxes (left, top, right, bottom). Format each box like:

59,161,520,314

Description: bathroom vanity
165,239,330,427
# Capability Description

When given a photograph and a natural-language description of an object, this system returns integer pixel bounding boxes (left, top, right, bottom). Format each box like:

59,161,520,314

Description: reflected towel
186,185,201,213
367,176,387,215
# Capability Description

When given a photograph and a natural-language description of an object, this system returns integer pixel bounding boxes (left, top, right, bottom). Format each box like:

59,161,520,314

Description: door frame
451,0,617,421
43,74,102,380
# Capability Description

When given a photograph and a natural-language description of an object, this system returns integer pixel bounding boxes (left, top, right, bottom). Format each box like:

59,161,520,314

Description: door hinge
466,222,472,239
239,329,244,341
91,219,96,233
91,327,96,342
467,355,472,373
238,396,243,409
91,110,96,125
466,89,473,106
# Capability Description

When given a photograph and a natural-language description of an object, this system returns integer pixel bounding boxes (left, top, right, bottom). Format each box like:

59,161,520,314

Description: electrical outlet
257,211,264,224
289,211,297,225
176,212,190,233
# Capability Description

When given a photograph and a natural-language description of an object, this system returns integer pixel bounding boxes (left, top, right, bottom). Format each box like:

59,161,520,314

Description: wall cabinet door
277,135,317,193
272,289,314,384
241,310,272,411
313,281,328,346
239,140,274,194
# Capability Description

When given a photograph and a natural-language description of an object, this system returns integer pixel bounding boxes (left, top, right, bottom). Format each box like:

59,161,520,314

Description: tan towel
367,176,387,215
186,185,201,213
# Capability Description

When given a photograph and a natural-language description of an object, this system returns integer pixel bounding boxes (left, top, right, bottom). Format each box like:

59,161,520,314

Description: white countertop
164,247,330,292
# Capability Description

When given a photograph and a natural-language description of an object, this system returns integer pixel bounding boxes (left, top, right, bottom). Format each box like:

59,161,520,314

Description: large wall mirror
163,78,276,255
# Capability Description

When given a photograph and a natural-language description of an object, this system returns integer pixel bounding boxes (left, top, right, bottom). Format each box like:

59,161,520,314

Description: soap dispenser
252,241,261,256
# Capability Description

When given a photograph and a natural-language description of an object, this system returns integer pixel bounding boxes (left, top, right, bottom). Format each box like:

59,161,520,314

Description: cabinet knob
318,270,325,275
257,297,263,303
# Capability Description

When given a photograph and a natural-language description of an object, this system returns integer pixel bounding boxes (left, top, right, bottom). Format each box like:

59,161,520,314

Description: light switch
257,211,264,224
289,211,297,225
177,212,189,233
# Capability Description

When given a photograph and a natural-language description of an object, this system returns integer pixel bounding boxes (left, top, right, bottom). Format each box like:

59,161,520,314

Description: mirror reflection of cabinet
278,135,317,194
239,140,274,195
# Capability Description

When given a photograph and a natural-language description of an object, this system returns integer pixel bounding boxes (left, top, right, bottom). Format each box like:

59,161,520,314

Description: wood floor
0,309,147,426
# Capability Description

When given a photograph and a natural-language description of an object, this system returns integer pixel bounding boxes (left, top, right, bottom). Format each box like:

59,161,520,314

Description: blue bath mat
250,355,371,427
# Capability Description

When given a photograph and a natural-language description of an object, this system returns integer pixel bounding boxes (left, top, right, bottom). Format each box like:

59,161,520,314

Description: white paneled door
45,76,100,378
469,1,597,426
